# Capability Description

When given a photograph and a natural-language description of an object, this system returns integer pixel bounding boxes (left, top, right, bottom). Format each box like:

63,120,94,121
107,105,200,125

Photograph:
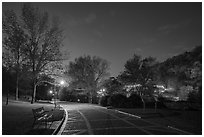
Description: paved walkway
60,103,191,135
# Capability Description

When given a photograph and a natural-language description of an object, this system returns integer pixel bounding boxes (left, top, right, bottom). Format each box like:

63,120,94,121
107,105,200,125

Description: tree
66,55,110,103
119,54,157,109
2,10,27,100
187,61,202,104
102,77,123,95
155,45,202,103
20,3,66,103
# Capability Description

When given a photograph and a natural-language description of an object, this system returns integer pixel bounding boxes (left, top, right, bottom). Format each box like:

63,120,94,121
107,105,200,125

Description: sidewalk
2,99,65,135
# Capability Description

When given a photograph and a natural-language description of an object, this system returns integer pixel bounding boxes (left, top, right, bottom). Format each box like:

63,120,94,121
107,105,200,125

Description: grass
2,97,64,135
117,108,202,135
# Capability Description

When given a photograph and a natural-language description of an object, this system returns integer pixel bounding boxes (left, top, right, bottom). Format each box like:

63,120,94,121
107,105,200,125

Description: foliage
99,95,110,107
102,77,123,95
188,88,202,104
119,54,157,94
2,4,67,103
2,10,27,68
177,86,193,101
118,54,157,109
59,87,89,102
2,67,16,95
156,46,202,103
109,94,127,108
10,3,67,103
2,10,27,100
66,55,110,103
126,94,143,108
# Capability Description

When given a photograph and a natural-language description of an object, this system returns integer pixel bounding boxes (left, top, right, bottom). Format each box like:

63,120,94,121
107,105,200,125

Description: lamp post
49,90,54,104
47,80,65,108
55,80,65,107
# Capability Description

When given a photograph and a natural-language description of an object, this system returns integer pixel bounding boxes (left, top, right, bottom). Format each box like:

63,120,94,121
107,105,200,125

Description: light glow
60,80,65,85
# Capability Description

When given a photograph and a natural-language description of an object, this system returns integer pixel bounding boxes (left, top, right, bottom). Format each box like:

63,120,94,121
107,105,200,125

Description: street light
49,90,53,94
60,80,65,85
54,80,65,108
43,79,65,108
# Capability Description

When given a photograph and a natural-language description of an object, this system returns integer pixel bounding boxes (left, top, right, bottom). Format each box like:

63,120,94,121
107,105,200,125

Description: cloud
85,13,96,24
135,48,142,53
158,20,191,34
158,23,180,34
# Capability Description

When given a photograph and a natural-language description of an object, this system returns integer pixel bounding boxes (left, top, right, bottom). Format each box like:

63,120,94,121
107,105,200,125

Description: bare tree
21,3,66,103
3,10,27,100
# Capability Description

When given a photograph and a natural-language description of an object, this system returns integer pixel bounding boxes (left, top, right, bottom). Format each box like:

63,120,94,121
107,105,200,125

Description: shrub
99,95,110,107
157,96,169,108
92,95,99,104
109,94,127,108
127,94,143,108
76,94,89,103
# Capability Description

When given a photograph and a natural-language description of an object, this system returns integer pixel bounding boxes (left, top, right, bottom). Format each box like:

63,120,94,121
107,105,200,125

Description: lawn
2,98,63,135
117,108,202,134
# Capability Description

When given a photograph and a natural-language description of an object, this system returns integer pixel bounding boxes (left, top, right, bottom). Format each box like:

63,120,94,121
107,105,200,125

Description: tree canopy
2,3,67,103
66,55,110,103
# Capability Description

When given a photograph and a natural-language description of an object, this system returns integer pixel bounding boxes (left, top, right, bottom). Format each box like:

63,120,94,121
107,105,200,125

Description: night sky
3,2,202,77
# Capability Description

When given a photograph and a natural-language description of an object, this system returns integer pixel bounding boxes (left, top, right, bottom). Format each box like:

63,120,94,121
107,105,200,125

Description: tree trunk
140,95,146,110
16,49,20,101
89,92,93,103
15,74,19,101
31,81,37,104
31,59,36,104
154,101,157,112
141,98,146,110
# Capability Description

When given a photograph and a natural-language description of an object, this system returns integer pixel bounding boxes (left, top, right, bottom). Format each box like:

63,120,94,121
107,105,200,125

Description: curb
114,110,141,119
52,106,67,135
56,106,68,135
167,126,192,135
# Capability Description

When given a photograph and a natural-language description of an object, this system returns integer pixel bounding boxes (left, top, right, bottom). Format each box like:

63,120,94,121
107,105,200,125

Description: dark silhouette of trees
119,54,157,109
21,3,66,104
156,46,202,103
3,10,27,100
102,77,123,95
2,3,67,104
66,55,110,103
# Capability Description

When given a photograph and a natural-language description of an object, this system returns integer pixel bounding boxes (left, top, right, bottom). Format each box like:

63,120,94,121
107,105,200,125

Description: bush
92,95,99,104
109,94,127,108
76,94,89,103
127,94,143,108
164,101,189,110
99,95,110,107
188,90,202,104
156,96,169,108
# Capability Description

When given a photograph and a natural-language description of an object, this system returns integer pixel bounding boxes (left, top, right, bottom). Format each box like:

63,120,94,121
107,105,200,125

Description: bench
32,107,53,128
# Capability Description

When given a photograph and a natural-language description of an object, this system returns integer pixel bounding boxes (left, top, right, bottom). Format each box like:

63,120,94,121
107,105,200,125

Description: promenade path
59,103,193,135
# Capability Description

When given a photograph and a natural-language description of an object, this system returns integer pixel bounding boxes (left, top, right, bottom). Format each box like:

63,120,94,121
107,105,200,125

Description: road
58,102,190,135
